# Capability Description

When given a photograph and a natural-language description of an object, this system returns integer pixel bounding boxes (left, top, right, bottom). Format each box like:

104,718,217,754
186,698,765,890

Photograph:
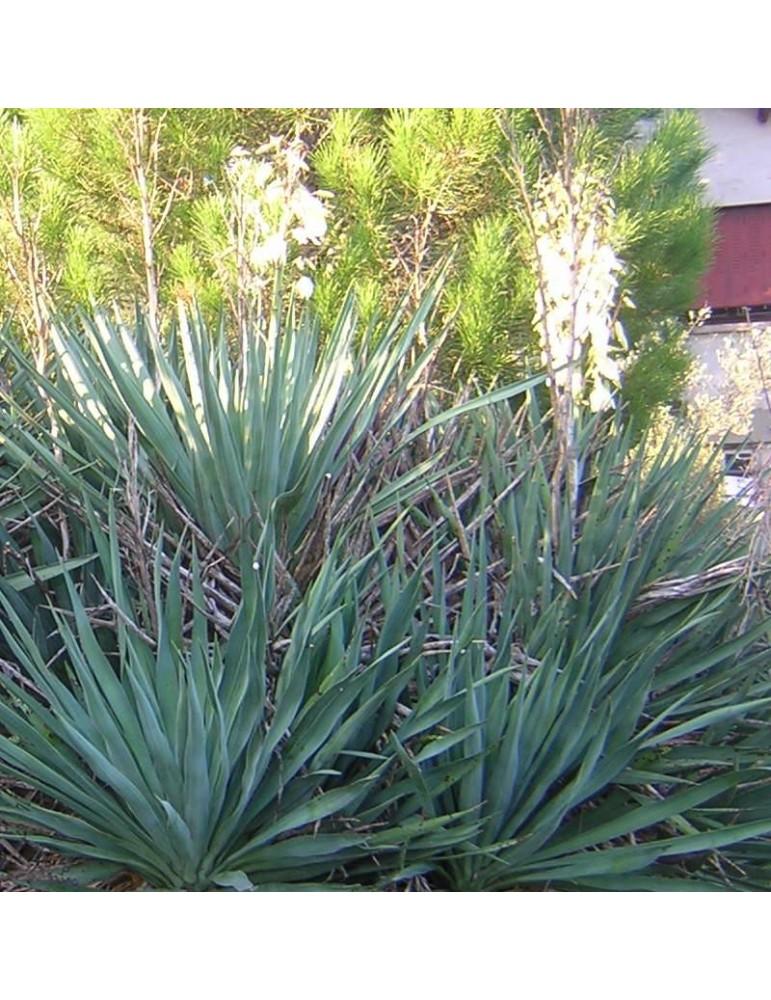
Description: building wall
699,109,771,208
688,324,771,443
689,111,771,447
696,111,771,311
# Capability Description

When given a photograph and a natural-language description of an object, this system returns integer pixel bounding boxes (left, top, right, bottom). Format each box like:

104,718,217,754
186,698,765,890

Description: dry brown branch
627,558,753,618
0,657,45,697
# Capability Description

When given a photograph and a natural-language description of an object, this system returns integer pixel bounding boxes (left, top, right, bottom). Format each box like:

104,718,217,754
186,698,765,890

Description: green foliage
0,107,713,427
444,214,521,376
0,279,458,572
0,533,470,890
390,411,771,890
612,110,715,337
622,325,695,429
0,109,297,327
0,115,72,342
311,107,713,406
312,108,514,348
0,109,740,889
1,284,771,890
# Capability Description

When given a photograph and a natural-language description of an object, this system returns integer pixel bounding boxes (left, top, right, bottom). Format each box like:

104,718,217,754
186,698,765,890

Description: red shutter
699,204,771,310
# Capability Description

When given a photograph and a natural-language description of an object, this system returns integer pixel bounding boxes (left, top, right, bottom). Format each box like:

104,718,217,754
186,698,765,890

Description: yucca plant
0,276,543,630
2,400,771,890
0,509,483,890
0,285,445,544
2,281,771,891
0,286,535,889
372,409,771,891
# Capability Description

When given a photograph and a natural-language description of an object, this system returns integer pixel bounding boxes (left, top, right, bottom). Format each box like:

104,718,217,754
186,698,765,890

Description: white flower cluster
226,137,328,299
532,171,627,412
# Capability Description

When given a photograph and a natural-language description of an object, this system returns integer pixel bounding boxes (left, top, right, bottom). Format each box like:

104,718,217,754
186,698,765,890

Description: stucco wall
699,109,771,208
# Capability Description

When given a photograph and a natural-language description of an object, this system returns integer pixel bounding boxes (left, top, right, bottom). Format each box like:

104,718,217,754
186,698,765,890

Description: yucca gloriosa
0,282,771,890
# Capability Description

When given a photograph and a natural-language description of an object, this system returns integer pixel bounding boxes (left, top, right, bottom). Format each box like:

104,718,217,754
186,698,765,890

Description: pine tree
309,108,713,405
